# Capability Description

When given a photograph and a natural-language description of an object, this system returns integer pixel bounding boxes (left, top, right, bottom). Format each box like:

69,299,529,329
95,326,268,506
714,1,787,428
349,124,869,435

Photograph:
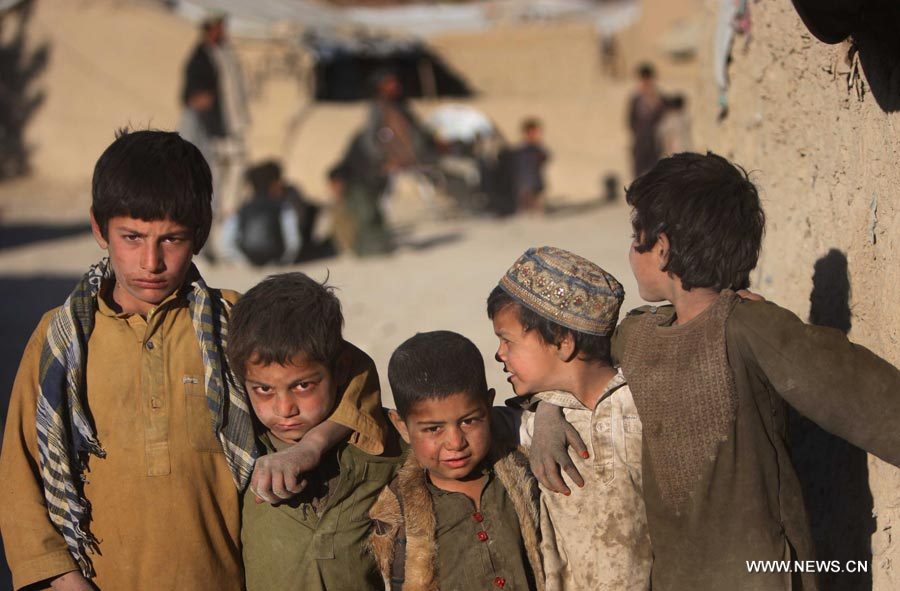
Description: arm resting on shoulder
249,341,387,503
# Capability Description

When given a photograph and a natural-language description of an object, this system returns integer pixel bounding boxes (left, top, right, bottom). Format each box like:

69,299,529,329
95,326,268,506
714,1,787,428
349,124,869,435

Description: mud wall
695,2,900,589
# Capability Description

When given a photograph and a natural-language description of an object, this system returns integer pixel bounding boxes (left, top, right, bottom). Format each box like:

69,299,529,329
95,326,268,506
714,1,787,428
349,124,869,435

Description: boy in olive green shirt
370,331,544,591
227,272,405,591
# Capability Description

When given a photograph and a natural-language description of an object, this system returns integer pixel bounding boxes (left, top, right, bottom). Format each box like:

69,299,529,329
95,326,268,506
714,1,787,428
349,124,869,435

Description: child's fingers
251,467,275,503
283,470,301,494
737,288,765,301
270,472,292,500
564,422,589,460
539,459,572,496
561,459,585,489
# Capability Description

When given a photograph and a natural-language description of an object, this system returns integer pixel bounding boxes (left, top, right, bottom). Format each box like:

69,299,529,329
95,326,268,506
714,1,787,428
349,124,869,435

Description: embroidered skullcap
499,247,624,336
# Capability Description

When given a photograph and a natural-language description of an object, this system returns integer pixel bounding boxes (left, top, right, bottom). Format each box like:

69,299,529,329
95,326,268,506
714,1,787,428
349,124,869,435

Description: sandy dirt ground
0,0,700,397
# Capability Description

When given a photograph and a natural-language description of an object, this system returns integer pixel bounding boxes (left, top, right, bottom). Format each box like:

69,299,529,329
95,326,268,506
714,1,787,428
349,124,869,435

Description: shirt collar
531,368,628,411
425,462,494,497
96,277,192,319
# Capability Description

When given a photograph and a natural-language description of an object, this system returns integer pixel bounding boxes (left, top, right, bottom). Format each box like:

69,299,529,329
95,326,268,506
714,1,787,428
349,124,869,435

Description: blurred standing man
181,13,250,260
359,69,437,216
627,63,665,179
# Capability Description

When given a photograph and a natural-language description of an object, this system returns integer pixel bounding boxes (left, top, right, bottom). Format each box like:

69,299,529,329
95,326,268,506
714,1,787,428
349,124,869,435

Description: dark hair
227,272,344,381
521,117,541,133
665,94,686,110
637,62,656,79
202,16,225,32
91,129,213,253
626,151,765,291
486,286,612,363
245,160,282,196
388,331,489,418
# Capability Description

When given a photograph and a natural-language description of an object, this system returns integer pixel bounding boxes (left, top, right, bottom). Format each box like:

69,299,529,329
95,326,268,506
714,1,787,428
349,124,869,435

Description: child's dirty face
243,354,337,445
492,304,561,396
393,391,493,487
91,215,195,316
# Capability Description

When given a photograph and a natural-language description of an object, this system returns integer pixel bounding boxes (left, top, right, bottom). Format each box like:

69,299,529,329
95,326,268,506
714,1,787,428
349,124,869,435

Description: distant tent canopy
304,33,472,101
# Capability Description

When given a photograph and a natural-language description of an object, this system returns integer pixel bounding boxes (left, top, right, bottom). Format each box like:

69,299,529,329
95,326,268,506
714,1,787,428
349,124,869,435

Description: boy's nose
445,426,467,451
274,393,298,417
141,244,164,272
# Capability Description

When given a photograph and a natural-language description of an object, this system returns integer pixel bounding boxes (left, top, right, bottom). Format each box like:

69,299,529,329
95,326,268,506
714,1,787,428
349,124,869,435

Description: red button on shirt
494,576,506,588
477,530,489,542
472,512,484,522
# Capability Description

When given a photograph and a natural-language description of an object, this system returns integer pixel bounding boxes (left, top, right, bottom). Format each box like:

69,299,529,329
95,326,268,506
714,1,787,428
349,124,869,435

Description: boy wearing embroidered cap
486,246,651,591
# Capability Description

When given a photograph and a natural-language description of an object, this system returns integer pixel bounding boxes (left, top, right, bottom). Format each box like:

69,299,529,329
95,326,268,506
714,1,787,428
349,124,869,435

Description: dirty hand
250,443,318,504
529,400,587,495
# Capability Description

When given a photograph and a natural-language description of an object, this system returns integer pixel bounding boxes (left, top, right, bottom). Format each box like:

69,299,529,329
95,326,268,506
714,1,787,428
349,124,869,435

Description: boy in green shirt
370,330,545,591
228,272,405,591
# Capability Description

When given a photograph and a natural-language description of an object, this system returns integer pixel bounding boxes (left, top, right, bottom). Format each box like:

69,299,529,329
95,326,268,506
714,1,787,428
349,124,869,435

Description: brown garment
0,286,387,590
622,291,739,512
369,446,544,591
613,294,900,591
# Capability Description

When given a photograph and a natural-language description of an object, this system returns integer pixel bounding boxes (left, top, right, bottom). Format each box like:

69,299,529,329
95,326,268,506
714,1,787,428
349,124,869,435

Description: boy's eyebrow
414,418,447,426
289,371,323,384
415,407,486,426
116,225,146,236
115,226,191,238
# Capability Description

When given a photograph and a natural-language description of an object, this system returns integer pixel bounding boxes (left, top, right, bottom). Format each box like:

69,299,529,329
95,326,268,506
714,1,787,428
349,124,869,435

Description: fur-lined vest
369,446,545,591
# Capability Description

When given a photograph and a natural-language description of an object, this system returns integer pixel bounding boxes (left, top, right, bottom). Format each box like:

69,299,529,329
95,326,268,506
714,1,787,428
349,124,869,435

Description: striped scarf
36,258,258,576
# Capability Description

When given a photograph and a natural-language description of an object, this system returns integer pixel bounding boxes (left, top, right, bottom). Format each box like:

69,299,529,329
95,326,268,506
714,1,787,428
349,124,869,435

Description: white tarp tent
172,0,641,40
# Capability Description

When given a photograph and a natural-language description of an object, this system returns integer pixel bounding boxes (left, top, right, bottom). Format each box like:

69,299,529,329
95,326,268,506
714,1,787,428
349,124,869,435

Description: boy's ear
89,210,109,249
556,331,576,362
388,409,410,445
486,388,496,407
656,232,671,269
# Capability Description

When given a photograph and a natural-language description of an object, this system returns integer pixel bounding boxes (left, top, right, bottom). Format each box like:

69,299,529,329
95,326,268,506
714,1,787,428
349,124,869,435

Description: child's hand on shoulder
530,401,588,495
736,289,766,302
250,444,316,504
250,420,353,504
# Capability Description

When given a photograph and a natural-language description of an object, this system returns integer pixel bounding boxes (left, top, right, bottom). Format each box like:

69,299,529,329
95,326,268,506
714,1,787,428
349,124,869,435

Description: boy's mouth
133,278,168,289
441,455,471,468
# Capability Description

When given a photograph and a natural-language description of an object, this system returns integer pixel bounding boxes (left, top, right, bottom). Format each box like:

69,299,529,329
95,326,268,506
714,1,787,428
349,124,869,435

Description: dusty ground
0,0,699,397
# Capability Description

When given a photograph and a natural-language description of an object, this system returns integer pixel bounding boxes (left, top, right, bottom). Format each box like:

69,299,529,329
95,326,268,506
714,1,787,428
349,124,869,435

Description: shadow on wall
0,0,50,180
789,249,874,591
792,0,900,112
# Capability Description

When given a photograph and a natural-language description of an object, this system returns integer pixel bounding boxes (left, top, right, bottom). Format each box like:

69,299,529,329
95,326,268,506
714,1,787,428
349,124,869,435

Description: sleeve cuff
12,549,78,591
